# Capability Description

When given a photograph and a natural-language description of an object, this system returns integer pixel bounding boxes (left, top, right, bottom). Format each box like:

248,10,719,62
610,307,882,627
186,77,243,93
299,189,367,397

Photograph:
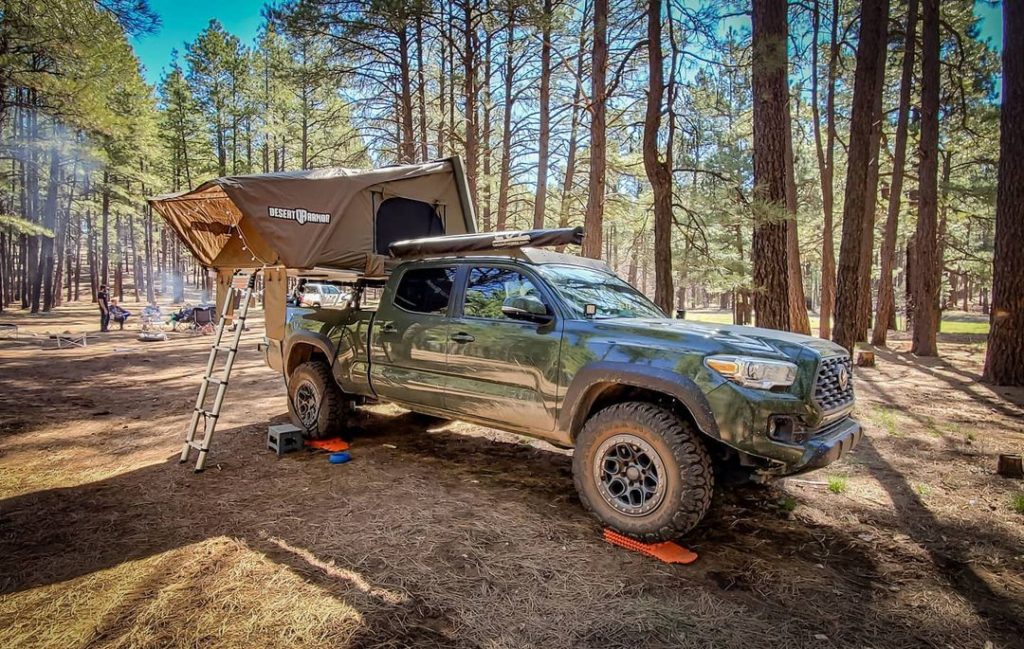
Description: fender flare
560,361,720,440
283,331,335,378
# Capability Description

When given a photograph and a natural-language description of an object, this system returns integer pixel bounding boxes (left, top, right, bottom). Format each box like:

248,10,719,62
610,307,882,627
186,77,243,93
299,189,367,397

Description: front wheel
573,401,714,541
287,361,347,439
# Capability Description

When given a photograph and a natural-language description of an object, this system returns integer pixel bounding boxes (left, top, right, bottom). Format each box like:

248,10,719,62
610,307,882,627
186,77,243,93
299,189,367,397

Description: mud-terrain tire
287,361,346,439
573,401,714,541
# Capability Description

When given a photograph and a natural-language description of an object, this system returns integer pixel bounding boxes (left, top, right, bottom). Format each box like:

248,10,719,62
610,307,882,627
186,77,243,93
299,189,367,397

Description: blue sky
132,1,1005,87
133,0,265,84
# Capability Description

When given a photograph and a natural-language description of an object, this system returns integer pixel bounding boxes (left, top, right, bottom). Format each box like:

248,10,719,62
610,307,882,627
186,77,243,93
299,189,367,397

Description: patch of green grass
779,496,798,513
939,320,989,335
964,430,977,444
873,407,901,436
914,483,931,496
683,312,738,325
827,475,848,495
682,311,821,331
1011,493,1024,515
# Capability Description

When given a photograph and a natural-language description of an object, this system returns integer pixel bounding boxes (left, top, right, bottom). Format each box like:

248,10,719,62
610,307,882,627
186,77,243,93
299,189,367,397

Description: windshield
537,264,665,319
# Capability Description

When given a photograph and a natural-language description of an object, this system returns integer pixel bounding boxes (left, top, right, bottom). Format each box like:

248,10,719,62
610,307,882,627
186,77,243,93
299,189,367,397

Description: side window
463,267,545,319
393,267,456,315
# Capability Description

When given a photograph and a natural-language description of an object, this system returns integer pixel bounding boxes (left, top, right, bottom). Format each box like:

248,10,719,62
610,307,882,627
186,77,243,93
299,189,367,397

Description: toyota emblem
838,366,850,391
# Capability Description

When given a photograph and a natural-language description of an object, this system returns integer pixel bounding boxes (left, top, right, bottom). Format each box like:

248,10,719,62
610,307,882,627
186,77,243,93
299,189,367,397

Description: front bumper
775,416,862,475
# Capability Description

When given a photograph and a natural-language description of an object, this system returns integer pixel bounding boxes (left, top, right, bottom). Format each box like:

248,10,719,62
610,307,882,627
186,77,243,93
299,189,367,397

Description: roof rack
389,226,584,258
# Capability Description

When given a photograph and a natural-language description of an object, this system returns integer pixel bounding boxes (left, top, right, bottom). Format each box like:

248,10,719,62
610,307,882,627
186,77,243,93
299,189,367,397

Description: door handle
449,332,475,344
379,321,397,334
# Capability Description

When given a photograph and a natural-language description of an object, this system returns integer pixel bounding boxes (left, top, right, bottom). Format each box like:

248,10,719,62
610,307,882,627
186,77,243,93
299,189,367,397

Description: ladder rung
213,345,236,353
194,408,219,418
187,441,207,451
204,377,228,386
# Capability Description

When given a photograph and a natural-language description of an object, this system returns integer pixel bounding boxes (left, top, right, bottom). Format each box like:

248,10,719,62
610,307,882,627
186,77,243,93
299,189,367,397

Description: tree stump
856,351,876,367
997,454,1024,479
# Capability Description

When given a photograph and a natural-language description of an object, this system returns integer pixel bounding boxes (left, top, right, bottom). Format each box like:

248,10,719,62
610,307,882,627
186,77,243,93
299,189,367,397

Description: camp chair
191,306,216,335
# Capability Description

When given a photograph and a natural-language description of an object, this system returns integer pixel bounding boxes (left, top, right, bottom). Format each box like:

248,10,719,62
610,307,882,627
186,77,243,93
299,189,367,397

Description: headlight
704,355,798,390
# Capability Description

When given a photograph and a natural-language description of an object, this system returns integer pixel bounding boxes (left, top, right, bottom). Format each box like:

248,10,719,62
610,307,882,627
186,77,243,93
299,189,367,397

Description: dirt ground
1,299,1022,649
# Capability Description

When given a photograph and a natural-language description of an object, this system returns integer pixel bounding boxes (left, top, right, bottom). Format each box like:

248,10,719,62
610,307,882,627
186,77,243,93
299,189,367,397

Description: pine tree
983,0,1024,385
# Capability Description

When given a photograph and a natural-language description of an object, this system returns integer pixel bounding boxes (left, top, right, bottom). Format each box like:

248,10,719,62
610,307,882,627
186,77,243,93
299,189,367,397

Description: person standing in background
98,284,110,332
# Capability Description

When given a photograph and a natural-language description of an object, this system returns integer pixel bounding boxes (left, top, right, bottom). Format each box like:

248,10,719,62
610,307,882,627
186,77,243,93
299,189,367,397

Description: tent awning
149,157,477,273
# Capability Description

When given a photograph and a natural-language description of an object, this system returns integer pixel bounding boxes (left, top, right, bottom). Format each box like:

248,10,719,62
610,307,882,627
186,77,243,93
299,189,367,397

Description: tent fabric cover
149,157,476,273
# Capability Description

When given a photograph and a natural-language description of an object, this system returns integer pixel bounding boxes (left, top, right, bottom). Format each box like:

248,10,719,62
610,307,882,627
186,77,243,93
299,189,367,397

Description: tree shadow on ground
4,403,1021,647
870,346,1024,417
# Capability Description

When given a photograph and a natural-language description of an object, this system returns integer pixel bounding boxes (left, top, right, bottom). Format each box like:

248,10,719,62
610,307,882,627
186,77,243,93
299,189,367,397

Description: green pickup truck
266,246,860,540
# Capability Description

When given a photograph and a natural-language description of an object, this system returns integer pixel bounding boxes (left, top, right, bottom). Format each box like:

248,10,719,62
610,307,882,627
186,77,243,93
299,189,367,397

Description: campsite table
0,323,17,339
51,332,88,349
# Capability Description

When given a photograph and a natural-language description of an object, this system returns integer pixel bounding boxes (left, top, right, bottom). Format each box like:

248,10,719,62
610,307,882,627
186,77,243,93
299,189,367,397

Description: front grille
814,355,854,413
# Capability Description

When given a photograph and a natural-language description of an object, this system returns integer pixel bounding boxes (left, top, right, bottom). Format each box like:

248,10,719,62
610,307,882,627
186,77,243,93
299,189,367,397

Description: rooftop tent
148,156,476,274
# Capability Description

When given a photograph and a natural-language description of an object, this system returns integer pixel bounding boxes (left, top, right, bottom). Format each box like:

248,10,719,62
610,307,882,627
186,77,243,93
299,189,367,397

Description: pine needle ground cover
1,300,1022,649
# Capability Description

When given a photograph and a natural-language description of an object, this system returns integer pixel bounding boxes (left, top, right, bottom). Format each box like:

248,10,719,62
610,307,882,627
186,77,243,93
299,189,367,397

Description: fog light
768,415,808,444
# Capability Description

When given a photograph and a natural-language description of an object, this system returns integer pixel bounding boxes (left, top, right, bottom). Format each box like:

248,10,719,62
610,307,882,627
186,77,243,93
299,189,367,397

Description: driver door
444,265,562,433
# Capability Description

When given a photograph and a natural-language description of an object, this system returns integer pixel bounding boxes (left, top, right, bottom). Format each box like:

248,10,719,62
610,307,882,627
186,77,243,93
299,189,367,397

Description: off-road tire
287,361,346,439
573,401,714,541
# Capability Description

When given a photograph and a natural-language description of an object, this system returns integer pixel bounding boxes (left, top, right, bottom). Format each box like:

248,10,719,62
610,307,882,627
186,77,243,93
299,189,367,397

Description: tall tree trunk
481,29,493,231
581,0,608,259
101,171,110,289
873,0,918,345
53,158,77,309
982,0,1023,384
462,0,479,209
832,0,889,352
145,203,155,303
438,25,447,158
934,150,952,333
496,16,515,230
643,0,674,313
857,34,888,341
556,3,589,246
813,0,839,339
36,146,60,312
911,0,940,356
532,0,553,229
398,23,416,164
115,215,123,301
0,232,5,312
784,107,811,334
750,0,792,330
416,12,428,162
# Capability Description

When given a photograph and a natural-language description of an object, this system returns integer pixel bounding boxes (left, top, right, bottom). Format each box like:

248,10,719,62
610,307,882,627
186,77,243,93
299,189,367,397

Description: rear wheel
573,401,713,541
287,361,346,439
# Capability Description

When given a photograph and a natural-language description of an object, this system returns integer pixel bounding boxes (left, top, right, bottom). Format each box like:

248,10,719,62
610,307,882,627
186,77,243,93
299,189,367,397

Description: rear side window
393,267,456,315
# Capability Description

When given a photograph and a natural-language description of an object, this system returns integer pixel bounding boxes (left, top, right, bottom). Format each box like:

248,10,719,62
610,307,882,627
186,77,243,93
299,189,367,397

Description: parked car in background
298,282,349,308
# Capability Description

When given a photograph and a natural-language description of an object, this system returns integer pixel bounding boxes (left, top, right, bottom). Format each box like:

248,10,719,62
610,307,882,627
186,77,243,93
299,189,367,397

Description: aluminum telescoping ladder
180,271,257,472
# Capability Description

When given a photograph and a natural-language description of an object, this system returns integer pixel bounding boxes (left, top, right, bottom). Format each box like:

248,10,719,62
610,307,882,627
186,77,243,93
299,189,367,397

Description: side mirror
501,295,552,323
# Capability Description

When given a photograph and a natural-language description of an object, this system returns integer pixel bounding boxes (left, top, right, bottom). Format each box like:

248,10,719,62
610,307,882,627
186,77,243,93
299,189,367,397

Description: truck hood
590,317,848,363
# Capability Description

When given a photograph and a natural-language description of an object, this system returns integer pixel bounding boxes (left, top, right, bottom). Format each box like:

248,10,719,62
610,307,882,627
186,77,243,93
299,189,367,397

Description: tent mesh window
375,197,445,255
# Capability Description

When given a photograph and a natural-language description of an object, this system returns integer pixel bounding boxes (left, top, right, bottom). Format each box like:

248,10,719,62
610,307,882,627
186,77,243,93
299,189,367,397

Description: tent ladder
180,270,257,472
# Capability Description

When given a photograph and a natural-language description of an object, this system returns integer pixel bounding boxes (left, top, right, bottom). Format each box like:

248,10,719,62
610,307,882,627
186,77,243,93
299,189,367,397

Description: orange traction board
305,438,351,452
603,529,698,564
